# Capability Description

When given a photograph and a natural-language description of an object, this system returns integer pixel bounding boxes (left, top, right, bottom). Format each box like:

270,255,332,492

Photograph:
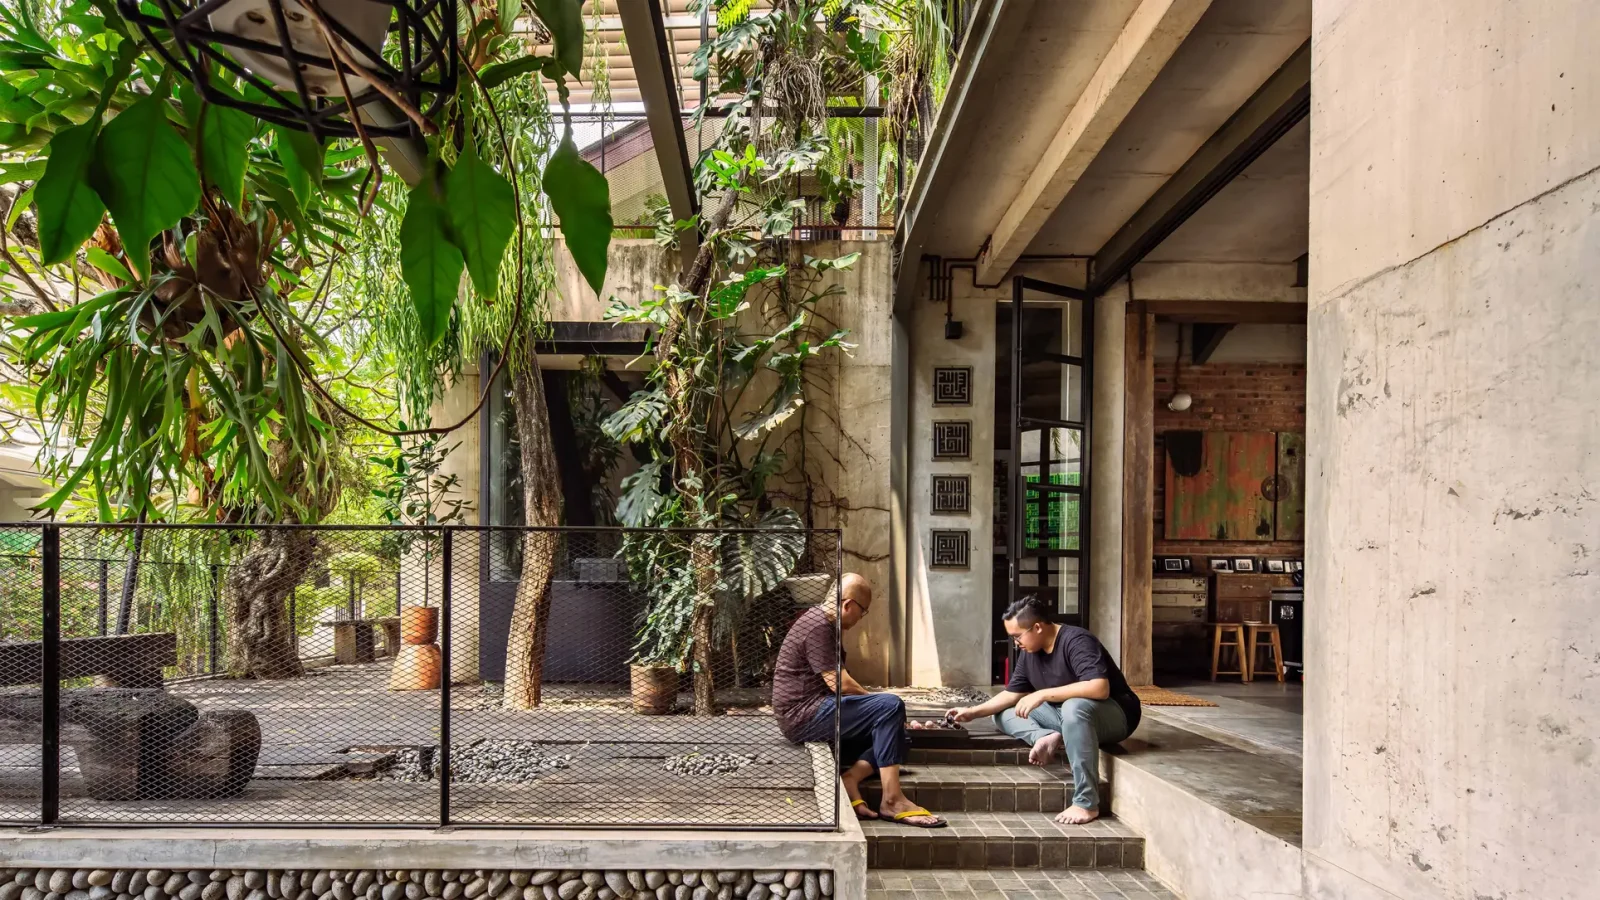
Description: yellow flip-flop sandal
889,807,947,829
849,799,877,819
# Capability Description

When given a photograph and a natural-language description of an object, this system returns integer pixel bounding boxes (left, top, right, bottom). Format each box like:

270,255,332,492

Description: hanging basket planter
116,0,458,139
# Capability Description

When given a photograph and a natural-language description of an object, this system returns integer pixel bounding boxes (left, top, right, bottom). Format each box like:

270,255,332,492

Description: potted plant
623,533,696,715
375,434,471,690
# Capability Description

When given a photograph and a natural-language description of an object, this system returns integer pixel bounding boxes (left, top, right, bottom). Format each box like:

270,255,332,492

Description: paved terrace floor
0,662,835,828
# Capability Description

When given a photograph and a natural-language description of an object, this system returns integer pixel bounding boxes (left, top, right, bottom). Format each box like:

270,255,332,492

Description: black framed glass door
1005,277,1093,633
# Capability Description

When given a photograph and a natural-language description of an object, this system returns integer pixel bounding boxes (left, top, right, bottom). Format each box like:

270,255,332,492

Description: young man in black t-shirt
947,595,1141,824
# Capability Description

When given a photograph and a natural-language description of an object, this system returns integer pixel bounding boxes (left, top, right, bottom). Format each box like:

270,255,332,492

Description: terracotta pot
400,606,438,645
630,664,679,716
388,643,442,691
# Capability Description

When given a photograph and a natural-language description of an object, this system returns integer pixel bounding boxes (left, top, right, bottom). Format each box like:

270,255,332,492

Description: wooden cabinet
1213,573,1294,623
1153,576,1210,674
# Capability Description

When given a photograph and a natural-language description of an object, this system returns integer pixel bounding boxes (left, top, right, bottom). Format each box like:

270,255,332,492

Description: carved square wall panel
930,529,970,569
932,420,971,459
932,475,971,514
933,366,973,406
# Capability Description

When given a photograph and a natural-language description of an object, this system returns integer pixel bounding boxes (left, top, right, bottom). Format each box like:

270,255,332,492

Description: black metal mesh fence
0,524,843,830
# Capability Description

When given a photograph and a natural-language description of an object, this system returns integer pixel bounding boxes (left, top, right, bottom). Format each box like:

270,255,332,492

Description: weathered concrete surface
905,260,1087,686
0,789,866,898
1306,3,1600,897
1105,720,1302,900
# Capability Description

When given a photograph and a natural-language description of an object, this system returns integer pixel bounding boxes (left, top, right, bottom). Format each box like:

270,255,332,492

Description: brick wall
1152,362,1306,561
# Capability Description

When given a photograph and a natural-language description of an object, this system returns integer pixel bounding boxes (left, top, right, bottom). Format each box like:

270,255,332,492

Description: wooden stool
1210,623,1249,682
1245,622,1285,683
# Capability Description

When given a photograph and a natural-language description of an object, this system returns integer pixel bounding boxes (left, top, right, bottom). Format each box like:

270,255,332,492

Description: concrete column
1305,2,1600,898
889,311,910,685
428,372,483,686
1088,289,1127,663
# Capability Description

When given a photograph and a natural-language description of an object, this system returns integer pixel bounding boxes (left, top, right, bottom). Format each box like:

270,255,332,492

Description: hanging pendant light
117,0,457,140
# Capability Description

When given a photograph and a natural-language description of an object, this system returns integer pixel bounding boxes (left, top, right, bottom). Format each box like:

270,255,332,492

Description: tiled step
868,868,1179,899
907,741,1033,766
861,811,1144,871
860,763,1107,813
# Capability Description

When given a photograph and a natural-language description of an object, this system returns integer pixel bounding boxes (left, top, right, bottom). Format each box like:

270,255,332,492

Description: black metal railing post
438,528,452,828
95,557,108,634
41,524,60,826
207,564,221,675
832,537,843,831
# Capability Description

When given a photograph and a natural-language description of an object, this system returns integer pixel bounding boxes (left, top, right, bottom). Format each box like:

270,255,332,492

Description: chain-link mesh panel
0,524,45,823
20,525,839,829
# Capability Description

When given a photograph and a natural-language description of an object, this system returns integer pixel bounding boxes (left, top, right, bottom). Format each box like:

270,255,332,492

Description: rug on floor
1133,685,1219,707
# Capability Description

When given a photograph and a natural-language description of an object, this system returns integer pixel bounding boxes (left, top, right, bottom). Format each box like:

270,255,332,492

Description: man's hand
946,706,979,724
1014,691,1051,718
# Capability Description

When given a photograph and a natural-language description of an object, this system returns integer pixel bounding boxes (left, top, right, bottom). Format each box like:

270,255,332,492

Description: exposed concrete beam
1089,41,1311,294
892,0,1035,314
619,0,699,269
974,0,1214,287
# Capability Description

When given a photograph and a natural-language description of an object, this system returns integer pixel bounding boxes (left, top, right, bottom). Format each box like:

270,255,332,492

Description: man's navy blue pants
800,693,909,772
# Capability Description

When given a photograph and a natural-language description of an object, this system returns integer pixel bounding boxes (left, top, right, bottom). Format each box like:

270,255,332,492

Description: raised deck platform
0,662,833,828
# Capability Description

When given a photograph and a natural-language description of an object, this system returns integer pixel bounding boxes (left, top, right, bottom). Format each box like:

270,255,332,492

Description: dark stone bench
0,632,178,689
0,688,260,800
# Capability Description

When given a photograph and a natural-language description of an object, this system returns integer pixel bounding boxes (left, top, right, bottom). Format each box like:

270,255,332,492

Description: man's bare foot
1054,805,1099,825
878,794,942,827
1029,733,1063,766
842,770,877,819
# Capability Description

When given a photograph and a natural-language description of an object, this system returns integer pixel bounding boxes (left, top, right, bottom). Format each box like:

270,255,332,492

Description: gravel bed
365,742,573,784
664,752,754,777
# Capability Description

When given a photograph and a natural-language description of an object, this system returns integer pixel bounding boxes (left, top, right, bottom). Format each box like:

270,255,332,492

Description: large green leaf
181,84,254,208
479,53,548,90
90,96,200,279
274,126,324,210
399,176,463,347
34,118,104,265
543,132,611,294
532,0,584,78
444,146,516,299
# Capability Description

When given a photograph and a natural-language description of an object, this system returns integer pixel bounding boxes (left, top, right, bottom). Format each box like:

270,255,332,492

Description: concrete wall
1305,3,1600,898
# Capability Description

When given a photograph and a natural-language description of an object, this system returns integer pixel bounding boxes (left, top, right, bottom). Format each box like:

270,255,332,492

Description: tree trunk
690,534,719,715
502,348,564,710
224,528,311,679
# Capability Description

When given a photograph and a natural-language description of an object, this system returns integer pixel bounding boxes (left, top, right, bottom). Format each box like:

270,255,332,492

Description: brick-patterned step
868,868,1179,899
861,811,1144,870
860,764,1107,814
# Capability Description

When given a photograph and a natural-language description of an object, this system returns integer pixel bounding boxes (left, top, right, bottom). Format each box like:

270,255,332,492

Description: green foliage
272,126,324,212
88,95,201,279
399,173,464,348
445,146,518,300
544,132,612,294
0,0,612,524
33,118,102,264
533,0,586,78
180,85,253,208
